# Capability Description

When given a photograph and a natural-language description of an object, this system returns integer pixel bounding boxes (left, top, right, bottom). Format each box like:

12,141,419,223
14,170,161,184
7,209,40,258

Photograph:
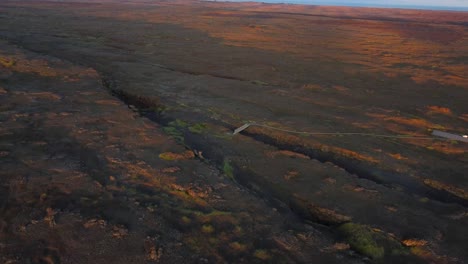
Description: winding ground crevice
239,129,468,208
101,76,341,225
101,73,468,212
142,62,272,86
98,84,468,211
98,74,383,262
98,77,441,262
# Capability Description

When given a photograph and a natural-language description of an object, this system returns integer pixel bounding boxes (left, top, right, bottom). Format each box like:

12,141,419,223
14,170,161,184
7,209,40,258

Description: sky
318,0,468,8
225,0,468,10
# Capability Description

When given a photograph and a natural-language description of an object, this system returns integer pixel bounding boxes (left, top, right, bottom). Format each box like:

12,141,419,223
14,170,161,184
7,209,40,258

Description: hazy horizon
216,0,468,11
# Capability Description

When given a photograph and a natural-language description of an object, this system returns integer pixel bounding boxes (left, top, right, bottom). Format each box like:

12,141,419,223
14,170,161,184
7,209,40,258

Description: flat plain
0,0,467,263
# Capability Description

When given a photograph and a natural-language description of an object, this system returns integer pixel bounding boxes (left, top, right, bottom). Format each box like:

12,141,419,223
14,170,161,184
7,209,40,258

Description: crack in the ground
101,76,330,224
102,73,468,210
143,62,272,86
237,129,468,208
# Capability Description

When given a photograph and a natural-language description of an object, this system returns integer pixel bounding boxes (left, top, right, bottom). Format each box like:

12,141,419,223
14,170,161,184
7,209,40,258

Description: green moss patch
223,159,234,180
338,223,408,259
188,123,207,134
168,119,188,128
162,126,184,142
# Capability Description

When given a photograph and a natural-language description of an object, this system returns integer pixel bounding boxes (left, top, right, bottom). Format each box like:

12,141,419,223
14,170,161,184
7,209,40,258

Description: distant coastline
209,0,468,11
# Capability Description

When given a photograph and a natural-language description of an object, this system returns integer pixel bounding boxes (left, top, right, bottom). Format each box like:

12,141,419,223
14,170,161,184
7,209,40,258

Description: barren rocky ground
0,0,467,263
